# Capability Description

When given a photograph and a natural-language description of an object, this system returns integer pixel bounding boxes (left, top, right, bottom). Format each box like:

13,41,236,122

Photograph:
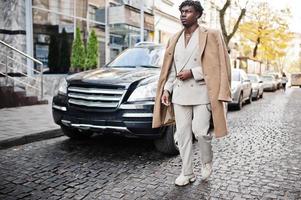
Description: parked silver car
261,75,277,91
247,74,264,100
229,69,252,110
266,73,282,89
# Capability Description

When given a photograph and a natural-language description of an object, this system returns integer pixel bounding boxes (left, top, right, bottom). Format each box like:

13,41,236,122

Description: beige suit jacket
163,29,210,105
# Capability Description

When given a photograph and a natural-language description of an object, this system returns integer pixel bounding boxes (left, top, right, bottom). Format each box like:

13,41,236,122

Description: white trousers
174,103,213,176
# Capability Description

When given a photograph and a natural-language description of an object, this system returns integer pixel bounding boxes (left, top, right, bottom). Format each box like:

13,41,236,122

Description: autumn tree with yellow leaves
238,2,293,72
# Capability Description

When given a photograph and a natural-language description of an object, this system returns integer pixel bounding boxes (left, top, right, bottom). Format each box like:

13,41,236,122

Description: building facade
0,0,27,74
1,0,247,74
0,0,155,74
153,0,182,45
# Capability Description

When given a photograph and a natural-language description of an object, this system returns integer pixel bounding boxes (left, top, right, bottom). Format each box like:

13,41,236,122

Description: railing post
5,46,8,86
40,64,43,100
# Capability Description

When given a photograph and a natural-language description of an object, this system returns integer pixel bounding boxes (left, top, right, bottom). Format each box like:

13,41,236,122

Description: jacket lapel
176,32,198,72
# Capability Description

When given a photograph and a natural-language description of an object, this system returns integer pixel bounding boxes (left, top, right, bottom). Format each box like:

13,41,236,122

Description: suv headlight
128,80,157,102
58,78,67,95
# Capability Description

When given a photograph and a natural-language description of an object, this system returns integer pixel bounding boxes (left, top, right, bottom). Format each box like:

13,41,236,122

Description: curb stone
0,129,63,150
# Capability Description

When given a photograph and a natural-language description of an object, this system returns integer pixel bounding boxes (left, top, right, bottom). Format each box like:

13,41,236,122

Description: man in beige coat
152,0,231,186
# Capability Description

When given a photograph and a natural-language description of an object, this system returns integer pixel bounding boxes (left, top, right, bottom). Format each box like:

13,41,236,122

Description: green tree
59,28,70,73
85,30,99,69
71,27,85,71
48,35,59,73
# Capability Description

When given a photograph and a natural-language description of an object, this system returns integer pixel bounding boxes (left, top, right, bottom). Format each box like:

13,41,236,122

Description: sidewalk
0,103,62,149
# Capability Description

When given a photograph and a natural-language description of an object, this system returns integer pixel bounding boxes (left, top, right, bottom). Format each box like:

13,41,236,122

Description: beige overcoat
152,26,232,138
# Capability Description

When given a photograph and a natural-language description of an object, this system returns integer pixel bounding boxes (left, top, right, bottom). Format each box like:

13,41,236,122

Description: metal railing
0,40,44,99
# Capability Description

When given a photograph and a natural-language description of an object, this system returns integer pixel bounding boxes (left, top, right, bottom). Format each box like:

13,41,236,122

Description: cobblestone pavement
1,89,301,200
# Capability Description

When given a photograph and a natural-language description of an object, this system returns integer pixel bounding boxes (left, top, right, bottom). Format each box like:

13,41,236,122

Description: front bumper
229,88,240,105
52,95,162,139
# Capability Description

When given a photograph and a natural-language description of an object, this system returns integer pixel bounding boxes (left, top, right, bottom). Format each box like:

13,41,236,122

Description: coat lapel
165,29,184,60
198,26,208,58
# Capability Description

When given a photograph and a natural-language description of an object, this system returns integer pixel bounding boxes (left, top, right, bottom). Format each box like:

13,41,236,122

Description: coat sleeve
215,31,232,102
163,62,176,93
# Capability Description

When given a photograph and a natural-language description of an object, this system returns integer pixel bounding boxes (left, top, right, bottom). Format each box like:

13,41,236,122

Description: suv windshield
248,75,258,83
108,46,165,68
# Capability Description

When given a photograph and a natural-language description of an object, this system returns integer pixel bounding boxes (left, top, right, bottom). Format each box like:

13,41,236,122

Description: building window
89,5,97,21
162,0,174,6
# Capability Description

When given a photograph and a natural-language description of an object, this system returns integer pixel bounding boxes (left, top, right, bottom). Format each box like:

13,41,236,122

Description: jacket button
191,84,193,87
194,58,197,61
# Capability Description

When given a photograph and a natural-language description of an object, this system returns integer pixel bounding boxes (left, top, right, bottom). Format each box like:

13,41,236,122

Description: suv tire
154,125,179,155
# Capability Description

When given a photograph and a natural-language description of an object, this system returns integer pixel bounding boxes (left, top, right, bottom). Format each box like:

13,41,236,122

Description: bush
71,27,85,71
85,30,99,69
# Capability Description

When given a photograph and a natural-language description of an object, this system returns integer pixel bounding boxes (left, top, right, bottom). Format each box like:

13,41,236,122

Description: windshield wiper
109,65,136,68
137,65,158,68
109,65,158,69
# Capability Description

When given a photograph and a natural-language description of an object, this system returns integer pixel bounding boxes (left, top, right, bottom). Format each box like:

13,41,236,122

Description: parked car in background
52,43,179,155
266,73,282,89
247,74,264,100
229,69,252,110
261,75,277,91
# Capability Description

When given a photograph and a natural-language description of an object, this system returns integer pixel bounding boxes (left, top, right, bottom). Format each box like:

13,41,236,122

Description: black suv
52,43,178,154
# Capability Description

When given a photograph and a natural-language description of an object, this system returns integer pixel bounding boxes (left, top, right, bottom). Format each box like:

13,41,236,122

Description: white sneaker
201,162,212,180
175,173,196,186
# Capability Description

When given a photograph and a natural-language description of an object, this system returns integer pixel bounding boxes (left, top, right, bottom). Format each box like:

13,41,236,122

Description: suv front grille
67,86,125,109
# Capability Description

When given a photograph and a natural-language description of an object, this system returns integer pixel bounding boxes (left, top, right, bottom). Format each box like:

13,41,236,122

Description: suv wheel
154,125,179,155
61,125,93,140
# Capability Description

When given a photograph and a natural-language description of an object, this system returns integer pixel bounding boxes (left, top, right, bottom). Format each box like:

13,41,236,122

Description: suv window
241,70,249,81
232,70,240,81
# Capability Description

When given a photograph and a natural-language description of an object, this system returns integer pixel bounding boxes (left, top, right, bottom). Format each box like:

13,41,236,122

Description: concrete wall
0,0,27,73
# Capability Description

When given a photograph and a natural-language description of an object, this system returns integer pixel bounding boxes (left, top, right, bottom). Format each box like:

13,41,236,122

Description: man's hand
177,69,193,81
161,90,171,106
